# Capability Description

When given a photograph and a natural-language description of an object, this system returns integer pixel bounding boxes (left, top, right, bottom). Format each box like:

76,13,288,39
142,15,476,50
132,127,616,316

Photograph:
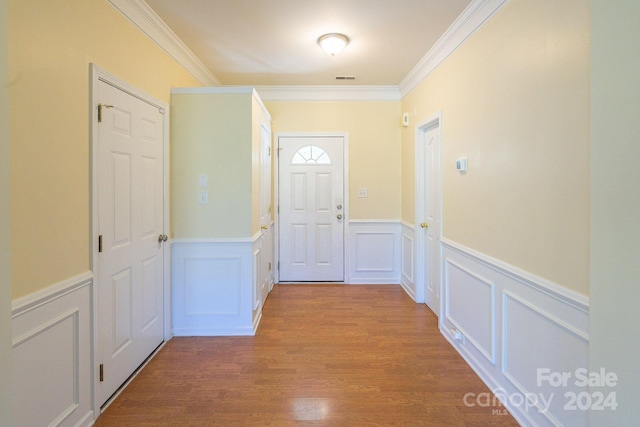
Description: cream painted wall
171,92,253,238
589,1,640,424
265,100,401,220
401,0,589,294
8,0,201,299
1,0,14,423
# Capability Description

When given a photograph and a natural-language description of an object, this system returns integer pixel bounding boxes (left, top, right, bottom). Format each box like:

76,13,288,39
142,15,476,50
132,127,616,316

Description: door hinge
98,235,103,253
277,261,280,271
99,364,104,382
268,262,272,271
97,104,113,123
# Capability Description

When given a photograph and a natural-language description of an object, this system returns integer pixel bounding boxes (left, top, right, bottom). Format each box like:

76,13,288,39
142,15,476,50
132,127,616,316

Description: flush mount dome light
318,33,350,55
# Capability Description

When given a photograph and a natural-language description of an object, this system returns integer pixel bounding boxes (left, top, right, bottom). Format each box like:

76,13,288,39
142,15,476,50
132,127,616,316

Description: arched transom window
291,145,332,165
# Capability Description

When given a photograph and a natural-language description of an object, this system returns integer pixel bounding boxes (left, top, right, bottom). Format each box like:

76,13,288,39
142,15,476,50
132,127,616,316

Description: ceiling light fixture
317,33,350,55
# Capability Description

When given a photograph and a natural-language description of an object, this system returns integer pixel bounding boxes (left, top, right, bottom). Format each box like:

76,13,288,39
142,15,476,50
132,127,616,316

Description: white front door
279,136,344,282
96,79,165,406
420,123,442,315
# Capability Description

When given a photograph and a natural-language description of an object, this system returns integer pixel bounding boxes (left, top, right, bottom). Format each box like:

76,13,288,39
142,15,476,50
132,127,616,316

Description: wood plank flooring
94,284,518,426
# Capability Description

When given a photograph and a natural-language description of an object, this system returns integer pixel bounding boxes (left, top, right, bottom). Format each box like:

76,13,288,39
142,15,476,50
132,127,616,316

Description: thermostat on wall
456,157,468,173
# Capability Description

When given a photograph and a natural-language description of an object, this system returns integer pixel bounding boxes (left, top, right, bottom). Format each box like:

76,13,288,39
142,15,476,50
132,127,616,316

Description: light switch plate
198,190,208,204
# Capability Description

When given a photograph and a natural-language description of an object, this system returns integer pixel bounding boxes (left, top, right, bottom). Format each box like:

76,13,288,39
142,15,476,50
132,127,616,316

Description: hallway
95,285,518,426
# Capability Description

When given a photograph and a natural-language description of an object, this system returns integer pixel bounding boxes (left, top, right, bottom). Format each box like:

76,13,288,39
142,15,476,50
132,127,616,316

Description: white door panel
259,124,272,307
421,125,441,315
97,80,164,406
279,137,344,281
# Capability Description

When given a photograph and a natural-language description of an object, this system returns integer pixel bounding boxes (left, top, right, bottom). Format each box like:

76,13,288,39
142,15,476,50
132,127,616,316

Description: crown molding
254,85,401,101
108,0,507,100
399,0,509,97
107,0,220,86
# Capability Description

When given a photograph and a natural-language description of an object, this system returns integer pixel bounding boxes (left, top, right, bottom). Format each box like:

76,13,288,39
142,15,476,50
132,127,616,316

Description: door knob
261,225,268,230
420,222,429,229
337,214,343,220
158,234,168,243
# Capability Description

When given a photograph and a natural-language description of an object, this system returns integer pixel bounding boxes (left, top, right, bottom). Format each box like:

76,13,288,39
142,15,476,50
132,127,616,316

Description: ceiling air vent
335,76,356,81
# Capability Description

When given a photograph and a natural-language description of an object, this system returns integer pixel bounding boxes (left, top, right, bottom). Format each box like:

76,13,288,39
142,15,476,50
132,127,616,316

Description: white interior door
279,136,344,282
259,124,272,306
96,80,165,406
420,124,442,314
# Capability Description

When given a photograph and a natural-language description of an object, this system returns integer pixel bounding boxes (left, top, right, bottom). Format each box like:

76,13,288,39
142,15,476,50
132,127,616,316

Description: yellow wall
589,0,640,423
8,0,201,299
401,0,589,294
1,0,13,423
171,92,253,238
265,100,402,220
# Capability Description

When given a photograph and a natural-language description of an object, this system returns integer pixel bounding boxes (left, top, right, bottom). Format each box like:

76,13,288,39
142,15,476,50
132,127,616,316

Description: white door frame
273,132,349,284
89,64,171,414
414,112,443,312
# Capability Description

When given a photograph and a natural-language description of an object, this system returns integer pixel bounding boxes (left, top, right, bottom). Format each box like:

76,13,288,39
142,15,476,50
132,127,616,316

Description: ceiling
144,0,473,86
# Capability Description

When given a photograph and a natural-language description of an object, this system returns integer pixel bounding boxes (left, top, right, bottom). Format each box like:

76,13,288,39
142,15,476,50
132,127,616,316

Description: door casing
274,132,350,284
414,112,443,315
89,64,171,414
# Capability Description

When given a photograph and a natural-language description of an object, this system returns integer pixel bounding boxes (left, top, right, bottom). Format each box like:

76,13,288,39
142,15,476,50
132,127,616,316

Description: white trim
12,275,93,427
274,132,350,284
414,112,443,306
11,271,93,317
163,102,172,341
254,85,401,101
107,0,507,100
444,258,497,365
399,0,509,96
106,0,219,86
172,237,259,245
171,87,253,95
171,240,260,337
441,237,589,311
439,240,589,427
348,221,401,284
400,220,415,230
107,0,508,101
348,219,400,225
400,223,416,301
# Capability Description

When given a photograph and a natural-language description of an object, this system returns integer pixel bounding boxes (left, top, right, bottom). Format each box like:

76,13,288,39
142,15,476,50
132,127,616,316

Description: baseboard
172,326,258,337
12,272,94,427
440,238,589,427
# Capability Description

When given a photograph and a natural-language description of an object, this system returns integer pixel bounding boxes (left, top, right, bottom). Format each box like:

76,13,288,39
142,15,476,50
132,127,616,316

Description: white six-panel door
259,123,272,307
96,80,165,406
279,136,344,281
421,124,441,315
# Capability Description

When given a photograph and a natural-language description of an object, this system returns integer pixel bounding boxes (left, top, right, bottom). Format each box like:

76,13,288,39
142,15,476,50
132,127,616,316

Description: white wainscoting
171,237,264,336
12,272,94,427
347,221,401,284
440,239,589,427
399,222,417,301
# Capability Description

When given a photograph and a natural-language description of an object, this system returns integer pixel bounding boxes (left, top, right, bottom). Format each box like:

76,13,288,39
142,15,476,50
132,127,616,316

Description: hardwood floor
95,284,518,426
